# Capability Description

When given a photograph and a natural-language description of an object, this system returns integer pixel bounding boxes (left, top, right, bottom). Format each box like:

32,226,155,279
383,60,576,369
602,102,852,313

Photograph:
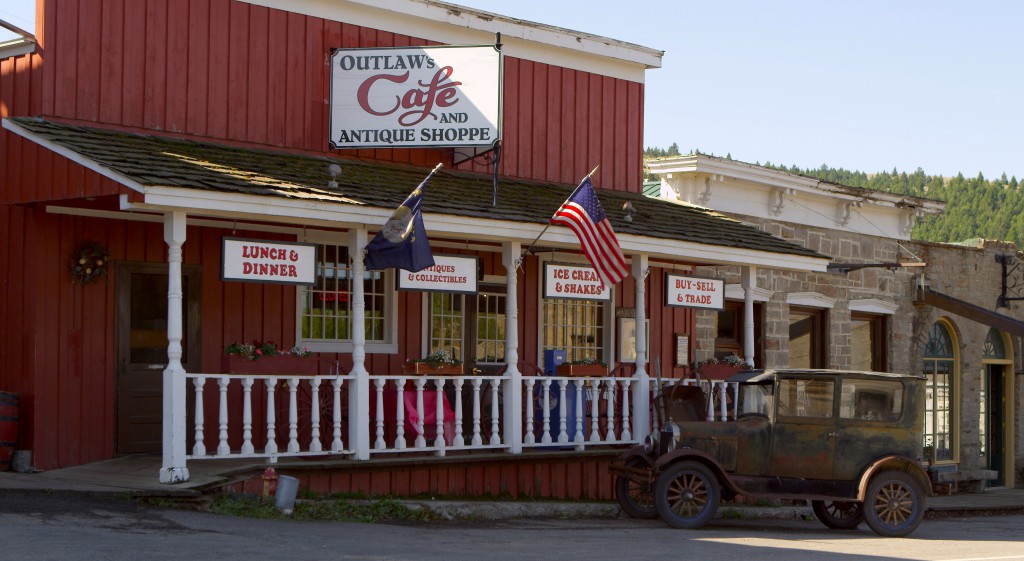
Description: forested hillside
644,147,1024,245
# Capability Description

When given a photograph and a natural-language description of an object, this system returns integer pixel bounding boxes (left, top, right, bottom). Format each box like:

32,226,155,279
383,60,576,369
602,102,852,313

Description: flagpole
519,165,600,261
362,162,443,256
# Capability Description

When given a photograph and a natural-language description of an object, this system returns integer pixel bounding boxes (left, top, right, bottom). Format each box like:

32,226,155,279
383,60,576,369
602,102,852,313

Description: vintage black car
611,369,931,537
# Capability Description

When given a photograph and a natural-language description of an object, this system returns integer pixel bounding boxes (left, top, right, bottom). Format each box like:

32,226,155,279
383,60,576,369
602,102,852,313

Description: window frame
850,311,888,372
922,318,959,465
295,230,398,354
536,259,613,367
787,305,828,369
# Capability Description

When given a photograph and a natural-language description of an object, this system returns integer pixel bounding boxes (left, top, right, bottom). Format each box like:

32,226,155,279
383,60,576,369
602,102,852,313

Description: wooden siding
2,199,694,469
224,453,620,501
33,0,644,192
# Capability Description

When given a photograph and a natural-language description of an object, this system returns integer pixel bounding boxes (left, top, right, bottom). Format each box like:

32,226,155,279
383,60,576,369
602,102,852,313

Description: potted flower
223,340,317,375
696,354,753,380
403,349,463,376
556,357,609,377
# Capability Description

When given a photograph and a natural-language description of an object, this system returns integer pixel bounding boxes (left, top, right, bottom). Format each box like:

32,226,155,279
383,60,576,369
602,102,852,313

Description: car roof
725,368,926,384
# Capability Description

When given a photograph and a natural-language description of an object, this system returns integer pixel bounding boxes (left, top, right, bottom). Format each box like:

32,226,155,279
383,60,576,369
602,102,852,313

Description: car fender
856,455,934,500
612,445,656,468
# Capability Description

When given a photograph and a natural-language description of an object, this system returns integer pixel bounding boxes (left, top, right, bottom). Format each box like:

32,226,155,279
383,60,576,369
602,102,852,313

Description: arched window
923,321,957,464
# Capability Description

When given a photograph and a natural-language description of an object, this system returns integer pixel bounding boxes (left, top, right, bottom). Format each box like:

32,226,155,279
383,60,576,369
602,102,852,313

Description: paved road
2,491,1024,561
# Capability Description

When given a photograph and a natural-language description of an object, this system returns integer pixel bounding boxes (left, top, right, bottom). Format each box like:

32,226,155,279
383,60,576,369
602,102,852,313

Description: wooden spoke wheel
654,460,720,529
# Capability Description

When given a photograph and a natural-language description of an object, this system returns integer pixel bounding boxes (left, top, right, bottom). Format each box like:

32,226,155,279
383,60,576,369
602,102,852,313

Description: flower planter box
402,362,464,376
222,354,319,376
556,364,609,377
698,364,742,381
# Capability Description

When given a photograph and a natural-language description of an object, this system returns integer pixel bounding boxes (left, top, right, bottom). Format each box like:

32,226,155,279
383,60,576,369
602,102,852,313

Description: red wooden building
0,0,828,498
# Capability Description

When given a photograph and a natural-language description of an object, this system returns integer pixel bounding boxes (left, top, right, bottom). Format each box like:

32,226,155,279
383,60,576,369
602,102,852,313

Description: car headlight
643,434,657,454
660,424,681,455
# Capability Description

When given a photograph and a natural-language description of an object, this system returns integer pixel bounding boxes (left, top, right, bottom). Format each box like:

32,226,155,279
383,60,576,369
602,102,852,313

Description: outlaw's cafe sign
665,273,724,310
544,263,611,301
330,45,501,150
222,237,316,286
398,255,478,294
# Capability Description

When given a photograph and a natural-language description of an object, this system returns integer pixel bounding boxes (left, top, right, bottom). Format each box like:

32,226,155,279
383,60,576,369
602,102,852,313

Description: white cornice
725,284,772,302
0,38,35,59
787,292,836,309
239,0,662,82
849,298,900,315
649,154,945,214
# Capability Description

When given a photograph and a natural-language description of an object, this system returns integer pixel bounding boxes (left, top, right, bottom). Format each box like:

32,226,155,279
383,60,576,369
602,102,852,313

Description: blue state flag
364,165,439,272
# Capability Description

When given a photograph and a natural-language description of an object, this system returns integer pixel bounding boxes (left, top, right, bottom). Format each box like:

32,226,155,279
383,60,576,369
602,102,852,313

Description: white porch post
160,211,190,484
348,229,371,460
502,241,523,454
741,266,756,367
631,254,651,439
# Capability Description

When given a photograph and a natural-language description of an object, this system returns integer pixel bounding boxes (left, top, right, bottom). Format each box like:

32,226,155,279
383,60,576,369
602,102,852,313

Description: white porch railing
181,371,739,463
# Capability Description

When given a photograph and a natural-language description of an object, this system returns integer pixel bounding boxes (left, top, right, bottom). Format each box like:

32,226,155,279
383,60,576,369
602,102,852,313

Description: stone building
650,154,1024,490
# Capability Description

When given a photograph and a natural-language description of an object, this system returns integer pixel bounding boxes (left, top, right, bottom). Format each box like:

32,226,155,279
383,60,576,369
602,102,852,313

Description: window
428,293,463,360
777,378,835,418
542,297,607,365
426,288,506,366
716,301,763,366
298,241,395,352
839,379,903,422
851,312,888,371
788,306,827,368
475,291,506,365
923,321,956,463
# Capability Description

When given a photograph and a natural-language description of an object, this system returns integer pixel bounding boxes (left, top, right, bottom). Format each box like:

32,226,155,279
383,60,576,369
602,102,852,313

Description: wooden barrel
0,392,18,471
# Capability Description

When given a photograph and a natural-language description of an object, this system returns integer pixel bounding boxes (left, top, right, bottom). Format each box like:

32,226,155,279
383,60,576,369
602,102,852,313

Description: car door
767,375,838,479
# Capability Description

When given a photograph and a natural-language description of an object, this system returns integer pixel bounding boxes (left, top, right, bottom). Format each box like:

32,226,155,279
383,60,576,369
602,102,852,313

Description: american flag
550,177,628,287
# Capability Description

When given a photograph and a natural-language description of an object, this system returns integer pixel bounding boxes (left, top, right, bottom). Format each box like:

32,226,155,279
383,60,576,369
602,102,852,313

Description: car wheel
811,500,864,530
654,460,720,529
863,470,926,537
615,458,658,519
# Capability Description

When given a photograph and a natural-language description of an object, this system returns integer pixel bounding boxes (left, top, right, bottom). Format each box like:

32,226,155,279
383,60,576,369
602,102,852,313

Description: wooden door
116,263,201,454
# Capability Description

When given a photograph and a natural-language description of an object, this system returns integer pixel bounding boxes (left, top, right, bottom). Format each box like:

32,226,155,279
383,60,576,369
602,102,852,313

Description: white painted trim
0,39,35,59
786,292,836,309
134,187,830,272
725,283,771,302
238,0,661,82
849,298,899,315
2,119,147,193
649,154,945,214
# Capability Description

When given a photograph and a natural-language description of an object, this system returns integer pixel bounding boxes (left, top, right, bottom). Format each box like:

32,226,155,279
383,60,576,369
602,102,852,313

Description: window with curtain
923,321,956,463
298,242,393,349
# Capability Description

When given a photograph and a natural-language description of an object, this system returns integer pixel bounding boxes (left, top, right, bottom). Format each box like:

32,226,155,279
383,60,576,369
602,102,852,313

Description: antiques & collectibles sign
330,45,501,149
398,255,478,294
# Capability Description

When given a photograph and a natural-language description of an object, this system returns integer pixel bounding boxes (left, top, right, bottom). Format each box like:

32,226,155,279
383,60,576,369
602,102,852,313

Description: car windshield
736,382,773,416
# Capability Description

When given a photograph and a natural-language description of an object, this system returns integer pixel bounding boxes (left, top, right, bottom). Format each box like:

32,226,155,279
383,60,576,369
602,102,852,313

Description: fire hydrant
261,467,279,498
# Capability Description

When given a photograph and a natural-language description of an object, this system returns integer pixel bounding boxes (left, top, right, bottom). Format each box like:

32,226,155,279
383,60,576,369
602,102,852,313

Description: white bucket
274,474,299,515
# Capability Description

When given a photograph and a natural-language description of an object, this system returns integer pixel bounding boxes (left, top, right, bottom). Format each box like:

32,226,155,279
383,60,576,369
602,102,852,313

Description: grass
208,494,438,523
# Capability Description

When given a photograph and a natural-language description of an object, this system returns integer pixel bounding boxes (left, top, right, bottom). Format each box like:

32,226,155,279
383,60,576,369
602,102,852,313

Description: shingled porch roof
4,117,828,269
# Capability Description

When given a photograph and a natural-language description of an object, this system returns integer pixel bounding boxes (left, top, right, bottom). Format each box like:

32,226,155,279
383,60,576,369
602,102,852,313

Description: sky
2,1,1022,181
